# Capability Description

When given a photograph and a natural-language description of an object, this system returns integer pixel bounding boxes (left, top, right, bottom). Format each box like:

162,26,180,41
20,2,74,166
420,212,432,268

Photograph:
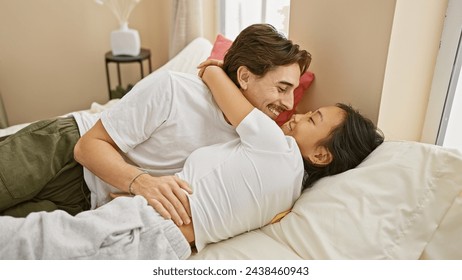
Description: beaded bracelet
128,171,149,195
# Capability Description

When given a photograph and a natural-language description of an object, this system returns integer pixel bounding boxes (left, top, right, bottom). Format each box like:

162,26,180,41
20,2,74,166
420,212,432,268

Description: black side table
105,48,152,99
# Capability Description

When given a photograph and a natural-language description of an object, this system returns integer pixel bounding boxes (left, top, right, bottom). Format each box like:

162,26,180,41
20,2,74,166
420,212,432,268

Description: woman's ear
307,146,333,166
236,66,251,90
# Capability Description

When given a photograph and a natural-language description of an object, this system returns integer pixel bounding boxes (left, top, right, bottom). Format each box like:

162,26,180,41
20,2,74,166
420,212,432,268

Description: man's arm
74,119,192,226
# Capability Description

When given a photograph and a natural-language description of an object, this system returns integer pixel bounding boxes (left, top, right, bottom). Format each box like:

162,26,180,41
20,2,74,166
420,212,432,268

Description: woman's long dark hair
303,103,384,189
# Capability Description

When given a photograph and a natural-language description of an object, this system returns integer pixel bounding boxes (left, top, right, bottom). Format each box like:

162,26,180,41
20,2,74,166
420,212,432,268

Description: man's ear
307,146,333,166
236,66,251,90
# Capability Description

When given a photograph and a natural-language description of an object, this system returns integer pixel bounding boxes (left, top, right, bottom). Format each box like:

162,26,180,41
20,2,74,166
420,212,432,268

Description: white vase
110,22,141,56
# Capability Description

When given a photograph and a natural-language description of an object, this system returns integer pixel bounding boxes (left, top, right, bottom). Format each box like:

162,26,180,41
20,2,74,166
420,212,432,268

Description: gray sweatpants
0,196,191,260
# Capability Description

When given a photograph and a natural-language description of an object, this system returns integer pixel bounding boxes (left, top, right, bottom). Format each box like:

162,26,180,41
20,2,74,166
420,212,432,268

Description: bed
1,37,461,260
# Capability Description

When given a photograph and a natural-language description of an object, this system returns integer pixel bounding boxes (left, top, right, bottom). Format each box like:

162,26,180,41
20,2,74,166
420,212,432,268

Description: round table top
105,48,150,62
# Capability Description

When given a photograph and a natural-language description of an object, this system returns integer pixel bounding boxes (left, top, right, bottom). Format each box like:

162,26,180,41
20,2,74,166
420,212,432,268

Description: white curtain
169,0,204,58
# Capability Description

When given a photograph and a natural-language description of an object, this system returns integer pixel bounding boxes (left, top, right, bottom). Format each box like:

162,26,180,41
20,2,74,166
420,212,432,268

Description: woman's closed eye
310,110,323,125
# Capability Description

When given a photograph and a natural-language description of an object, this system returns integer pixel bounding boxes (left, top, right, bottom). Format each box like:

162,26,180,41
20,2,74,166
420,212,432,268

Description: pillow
261,141,462,259
208,34,315,126
158,37,213,75
420,189,462,259
208,34,233,60
192,141,462,259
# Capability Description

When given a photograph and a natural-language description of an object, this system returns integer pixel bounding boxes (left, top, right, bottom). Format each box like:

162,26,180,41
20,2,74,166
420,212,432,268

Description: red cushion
208,34,315,125
208,34,233,60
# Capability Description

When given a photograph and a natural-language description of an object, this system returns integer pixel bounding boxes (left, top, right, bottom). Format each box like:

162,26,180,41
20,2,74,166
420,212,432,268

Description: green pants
0,117,90,217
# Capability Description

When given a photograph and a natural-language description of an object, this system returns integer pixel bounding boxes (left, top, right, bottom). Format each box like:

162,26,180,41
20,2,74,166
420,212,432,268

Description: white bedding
2,37,461,260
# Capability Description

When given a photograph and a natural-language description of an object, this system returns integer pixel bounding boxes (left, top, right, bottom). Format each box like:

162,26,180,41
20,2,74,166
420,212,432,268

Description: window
422,0,462,152
219,0,291,40
440,32,462,149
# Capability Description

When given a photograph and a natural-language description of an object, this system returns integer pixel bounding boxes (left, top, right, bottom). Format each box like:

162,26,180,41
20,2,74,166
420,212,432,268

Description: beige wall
289,0,396,123
290,0,448,142
0,0,170,125
0,0,217,126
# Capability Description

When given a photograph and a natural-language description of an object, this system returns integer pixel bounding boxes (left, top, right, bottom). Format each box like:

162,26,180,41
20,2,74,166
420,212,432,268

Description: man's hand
144,175,192,226
76,118,193,226
125,174,193,226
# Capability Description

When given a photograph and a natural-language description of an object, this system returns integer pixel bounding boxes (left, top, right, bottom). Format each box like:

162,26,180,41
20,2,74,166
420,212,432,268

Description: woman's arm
201,65,254,127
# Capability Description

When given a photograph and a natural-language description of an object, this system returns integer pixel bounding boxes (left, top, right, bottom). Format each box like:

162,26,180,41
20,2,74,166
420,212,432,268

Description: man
0,24,311,224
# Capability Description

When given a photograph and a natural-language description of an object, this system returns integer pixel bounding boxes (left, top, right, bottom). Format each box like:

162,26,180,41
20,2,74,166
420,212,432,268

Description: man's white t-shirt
73,70,238,208
177,108,304,251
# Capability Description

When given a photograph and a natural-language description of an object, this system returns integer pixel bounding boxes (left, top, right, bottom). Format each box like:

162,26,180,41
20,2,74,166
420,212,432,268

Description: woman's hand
197,59,223,78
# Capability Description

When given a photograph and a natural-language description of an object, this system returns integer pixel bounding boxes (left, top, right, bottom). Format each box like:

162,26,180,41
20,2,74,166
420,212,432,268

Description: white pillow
192,141,462,259
420,192,462,259
157,37,212,74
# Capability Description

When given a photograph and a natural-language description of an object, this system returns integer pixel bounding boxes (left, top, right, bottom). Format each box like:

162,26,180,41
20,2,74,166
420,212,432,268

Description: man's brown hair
222,23,312,87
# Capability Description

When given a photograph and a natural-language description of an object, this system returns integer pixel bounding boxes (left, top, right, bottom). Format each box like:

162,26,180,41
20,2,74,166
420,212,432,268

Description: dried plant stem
97,0,141,27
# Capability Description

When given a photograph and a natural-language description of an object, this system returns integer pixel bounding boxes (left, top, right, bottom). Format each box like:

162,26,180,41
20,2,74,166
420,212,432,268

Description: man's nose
281,91,294,111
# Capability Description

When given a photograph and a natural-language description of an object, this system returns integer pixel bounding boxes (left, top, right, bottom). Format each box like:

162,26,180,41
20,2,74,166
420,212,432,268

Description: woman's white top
177,108,303,251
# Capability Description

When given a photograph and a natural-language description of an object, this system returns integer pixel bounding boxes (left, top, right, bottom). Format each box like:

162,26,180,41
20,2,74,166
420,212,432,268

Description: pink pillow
208,34,233,60
208,34,315,125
